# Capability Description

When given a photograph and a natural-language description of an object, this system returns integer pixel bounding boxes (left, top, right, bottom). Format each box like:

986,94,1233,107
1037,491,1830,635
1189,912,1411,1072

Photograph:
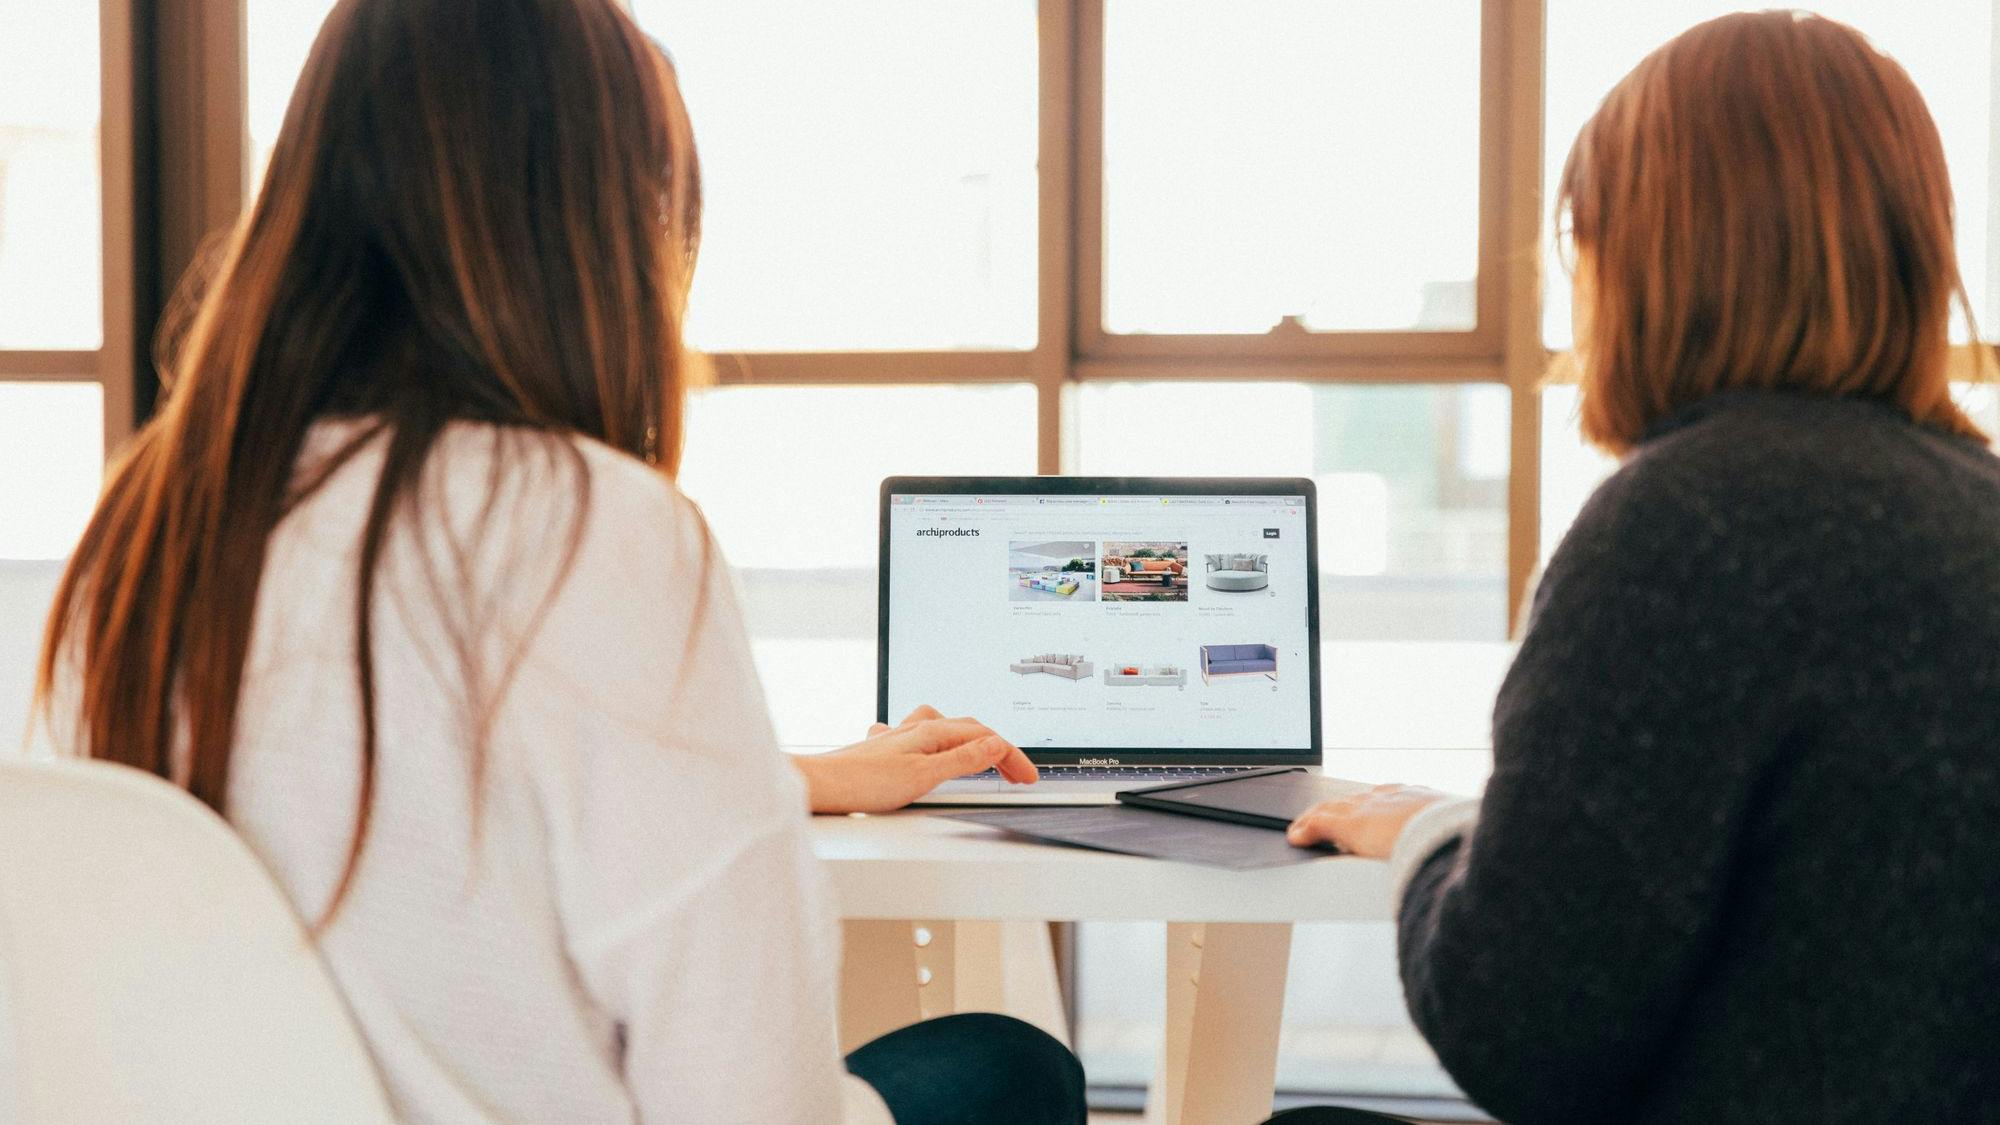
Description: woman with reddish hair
1283,12,2000,1123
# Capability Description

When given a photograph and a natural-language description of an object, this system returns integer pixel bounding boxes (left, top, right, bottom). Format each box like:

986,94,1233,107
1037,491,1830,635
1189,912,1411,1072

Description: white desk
812,810,1393,1125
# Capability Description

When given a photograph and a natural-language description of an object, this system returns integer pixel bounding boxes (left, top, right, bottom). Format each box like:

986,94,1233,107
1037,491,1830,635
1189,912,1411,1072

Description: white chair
0,756,394,1124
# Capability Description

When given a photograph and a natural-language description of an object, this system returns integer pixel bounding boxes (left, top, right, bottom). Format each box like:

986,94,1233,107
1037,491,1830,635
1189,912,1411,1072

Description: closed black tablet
1115,767,1374,831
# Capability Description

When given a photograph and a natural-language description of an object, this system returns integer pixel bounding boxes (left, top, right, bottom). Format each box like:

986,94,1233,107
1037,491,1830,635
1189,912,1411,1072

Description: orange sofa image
1101,556,1185,585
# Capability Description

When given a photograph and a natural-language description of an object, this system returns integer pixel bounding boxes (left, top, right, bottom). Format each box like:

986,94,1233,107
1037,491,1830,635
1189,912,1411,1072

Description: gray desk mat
938,805,1337,870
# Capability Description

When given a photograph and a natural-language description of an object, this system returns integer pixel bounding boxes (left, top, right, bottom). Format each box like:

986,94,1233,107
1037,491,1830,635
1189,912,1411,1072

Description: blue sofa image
1199,643,1278,684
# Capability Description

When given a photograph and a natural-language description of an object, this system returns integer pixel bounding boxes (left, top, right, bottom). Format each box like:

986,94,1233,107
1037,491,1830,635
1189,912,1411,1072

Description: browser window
885,493,1313,753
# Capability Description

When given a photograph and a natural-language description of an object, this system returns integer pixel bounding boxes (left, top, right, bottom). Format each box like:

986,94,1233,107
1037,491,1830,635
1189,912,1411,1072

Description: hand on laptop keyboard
793,705,1038,813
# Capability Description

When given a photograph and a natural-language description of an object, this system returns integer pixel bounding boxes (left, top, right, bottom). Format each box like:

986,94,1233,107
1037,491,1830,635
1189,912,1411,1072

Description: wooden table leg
1147,922,1294,1125
839,920,924,1054
838,919,1071,1054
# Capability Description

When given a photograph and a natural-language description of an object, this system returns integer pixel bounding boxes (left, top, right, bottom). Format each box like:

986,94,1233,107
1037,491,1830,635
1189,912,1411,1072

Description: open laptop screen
880,479,1319,764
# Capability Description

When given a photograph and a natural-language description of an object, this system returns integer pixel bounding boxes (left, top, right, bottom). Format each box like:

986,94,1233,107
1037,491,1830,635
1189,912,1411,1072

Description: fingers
894,717,1002,753
897,704,944,730
991,743,1039,785
866,722,890,738
1285,799,1359,849
931,734,1018,782
882,714,1033,782
884,708,1032,780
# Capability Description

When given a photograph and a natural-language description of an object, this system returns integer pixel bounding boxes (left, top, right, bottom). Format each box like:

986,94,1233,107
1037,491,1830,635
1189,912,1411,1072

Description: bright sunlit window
0,5,102,349
676,383,1038,747
246,0,335,192
1074,382,1509,641
632,0,1039,352
1102,0,1481,335
0,382,103,561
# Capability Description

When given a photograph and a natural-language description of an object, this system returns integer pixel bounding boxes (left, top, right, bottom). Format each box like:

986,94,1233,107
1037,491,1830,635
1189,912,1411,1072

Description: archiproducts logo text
915,527,981,537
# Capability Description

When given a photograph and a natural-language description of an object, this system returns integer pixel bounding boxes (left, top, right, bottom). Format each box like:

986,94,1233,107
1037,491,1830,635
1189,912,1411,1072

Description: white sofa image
1010,653,1093,679
1102,663,1187,687
1204,552,1270,591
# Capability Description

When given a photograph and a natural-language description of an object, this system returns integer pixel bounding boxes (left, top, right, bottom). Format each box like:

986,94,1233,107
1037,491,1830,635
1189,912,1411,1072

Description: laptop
880,476,1322,805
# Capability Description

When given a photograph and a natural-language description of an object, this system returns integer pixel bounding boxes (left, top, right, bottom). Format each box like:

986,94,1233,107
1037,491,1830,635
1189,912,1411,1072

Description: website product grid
887,494,1313,753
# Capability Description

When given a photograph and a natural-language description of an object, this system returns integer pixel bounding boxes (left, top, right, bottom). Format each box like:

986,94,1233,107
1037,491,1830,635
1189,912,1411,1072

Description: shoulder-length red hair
1558,10,1986,454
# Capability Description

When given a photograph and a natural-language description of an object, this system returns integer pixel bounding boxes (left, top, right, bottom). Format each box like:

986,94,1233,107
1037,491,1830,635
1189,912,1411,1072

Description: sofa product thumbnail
1019,573,1081,596
1200,644,1278,683
1203,552,1270,591
1008,540,1097,603
1100,541,1190,602
1010,654,1094,680
1102,557,1183,585
1102,663,1188,687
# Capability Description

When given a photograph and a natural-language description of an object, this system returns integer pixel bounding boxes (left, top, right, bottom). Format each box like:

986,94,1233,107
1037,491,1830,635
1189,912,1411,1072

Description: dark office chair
1258,1108,1419,1125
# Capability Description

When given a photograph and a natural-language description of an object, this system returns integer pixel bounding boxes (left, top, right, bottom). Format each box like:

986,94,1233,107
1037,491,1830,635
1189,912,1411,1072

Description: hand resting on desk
791,704,1039,814
1285,783,1448,858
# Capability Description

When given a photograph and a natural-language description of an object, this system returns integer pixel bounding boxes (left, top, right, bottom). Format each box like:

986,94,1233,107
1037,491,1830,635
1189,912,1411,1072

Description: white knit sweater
74,422,882,1123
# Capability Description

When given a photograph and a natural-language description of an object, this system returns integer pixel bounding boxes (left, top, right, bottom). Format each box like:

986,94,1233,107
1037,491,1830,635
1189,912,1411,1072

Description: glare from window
1544,1,1997,346
1958,380,2000,439
253,1,1041,354
1538,384,1616,566
1102,0,1481,335
632,0,1038,351
678,383,1037,574
1073,382,1510,639
246,0,337,193
674,383,1037,747
0,7,102,349
0,383,103,560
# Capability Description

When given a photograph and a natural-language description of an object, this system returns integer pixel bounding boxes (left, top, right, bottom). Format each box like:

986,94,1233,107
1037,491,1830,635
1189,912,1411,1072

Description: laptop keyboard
957,765,1264,782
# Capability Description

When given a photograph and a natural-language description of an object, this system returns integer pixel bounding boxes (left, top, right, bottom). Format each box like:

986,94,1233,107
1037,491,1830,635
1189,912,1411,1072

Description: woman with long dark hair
37,1,1077,1121
1282,12,2000,1124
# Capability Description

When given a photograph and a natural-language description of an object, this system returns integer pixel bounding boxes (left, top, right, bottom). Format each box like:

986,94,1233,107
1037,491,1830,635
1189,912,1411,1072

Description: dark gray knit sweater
1399,390,2000,1124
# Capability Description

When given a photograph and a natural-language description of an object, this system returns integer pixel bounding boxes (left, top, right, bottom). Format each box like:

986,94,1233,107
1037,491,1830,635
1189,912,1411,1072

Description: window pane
1102,1,1480,335
1545,2,1998,346
247,0,338,191
633,1,1038,351
0,382,103,560
1958,380,2000,440
0,7,101,348
1074,382,1508,641
1538,384,1615,566
675,384,1037,746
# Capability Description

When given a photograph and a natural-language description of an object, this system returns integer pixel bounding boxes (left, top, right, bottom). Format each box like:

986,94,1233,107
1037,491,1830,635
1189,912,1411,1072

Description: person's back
1628,393,2000,1115
221,421,844,1121
1392,390,2000,1122
1278,13,2000,1123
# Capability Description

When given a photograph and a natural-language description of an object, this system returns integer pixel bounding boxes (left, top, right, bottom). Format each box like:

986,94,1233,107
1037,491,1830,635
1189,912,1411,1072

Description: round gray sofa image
1203,552,1270,592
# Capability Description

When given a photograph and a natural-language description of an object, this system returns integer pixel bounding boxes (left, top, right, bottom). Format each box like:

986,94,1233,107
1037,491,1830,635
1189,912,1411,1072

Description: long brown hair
1558,10,1987,454
37,0,702,918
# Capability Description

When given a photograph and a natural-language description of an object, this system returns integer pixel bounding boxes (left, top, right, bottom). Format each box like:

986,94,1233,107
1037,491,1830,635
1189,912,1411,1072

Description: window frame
697,0,1548,629
0,0,138,455
1071,0,1510,365
159,0,2000,635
